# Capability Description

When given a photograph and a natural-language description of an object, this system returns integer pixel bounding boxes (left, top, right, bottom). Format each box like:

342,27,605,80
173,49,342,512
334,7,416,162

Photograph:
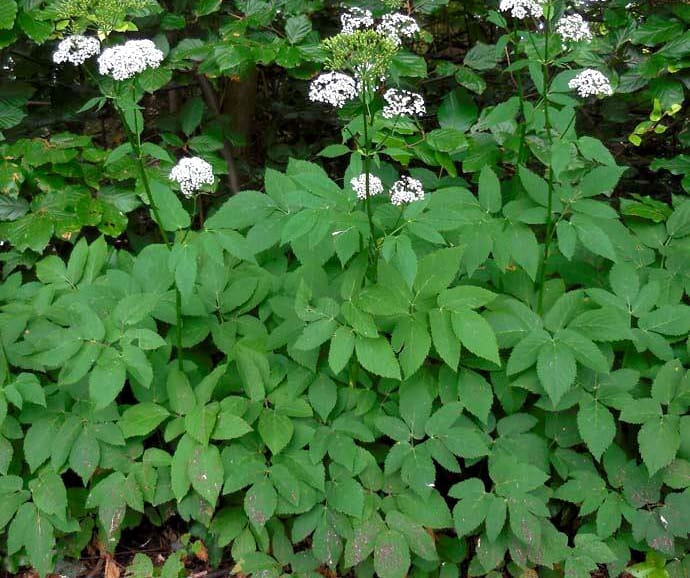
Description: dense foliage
1,0,690,577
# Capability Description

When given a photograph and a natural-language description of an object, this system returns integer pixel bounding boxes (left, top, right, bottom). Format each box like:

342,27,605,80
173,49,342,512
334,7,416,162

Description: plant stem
536,14,556,314
115,94,185,371
361,80,376,265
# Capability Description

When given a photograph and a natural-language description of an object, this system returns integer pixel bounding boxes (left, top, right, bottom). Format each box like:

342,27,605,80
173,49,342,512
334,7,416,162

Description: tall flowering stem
114,91,185,371
360,78,377,264
536,7,557,314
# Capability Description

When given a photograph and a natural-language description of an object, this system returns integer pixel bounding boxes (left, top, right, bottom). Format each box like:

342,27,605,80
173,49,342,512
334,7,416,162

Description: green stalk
361,79,376,264
536,12,556,314
115,93,185,371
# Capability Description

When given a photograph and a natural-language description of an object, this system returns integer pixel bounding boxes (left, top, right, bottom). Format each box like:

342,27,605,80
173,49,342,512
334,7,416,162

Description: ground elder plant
0,0,689,577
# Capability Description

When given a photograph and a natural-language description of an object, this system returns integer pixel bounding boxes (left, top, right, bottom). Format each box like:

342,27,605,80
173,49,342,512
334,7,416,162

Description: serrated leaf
355,336,401,379
577,396,616,461
258,410,293,455
244,479,277,528
188,444,223,506
375,530,410,578
429,308,461,370
121,403,170,438
451,309,500,365
327,478,364,518
537,341,576,405
309,375,337,421
328,326,355,374
639,416,680,475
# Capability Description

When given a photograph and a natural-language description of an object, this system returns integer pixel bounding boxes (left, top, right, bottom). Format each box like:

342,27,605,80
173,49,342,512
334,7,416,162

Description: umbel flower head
341,7,374,34
169,157,215,197
390,175,424,205
568,69,613,97
499,0,544,19
351,173,384,200
555,14,592,42
53,35,101,65
309,72,359,108
382,88,425,119
98,39,164,81
375,13,420,45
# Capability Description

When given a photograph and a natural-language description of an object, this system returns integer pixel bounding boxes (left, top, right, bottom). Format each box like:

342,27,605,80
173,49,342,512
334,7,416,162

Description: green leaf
437,88,478,132
429,309,461,370
258,410,294,455
355,336,401,380
438,285,497,310
490,456,549,496
7,503,54,577
457,369,493,424
69,427,100,484
374,530,411,578
327,478,364,518
329,326,355,374
147,176,191,231
519,165,549,206
89,347,127,409
453,493,489,536
414,246,465,298
188,444,223,505
29,468,67,520
180,96,204,136
639,416,680,475
285,15,311,44
309,375,337,421
443,426,490,458
0,0,17,30
478,166,501,213
463,42,497,70
185,403,219,446
244,479,277,528
568,307,631,341
212,411,252,440
638,305,690,336
577,396,616,461
506,329,551,375
451,309,500,365
121,403,170,438
556,328,609,374
295,318,337,351
572,215,617,261
537,341,576,405
485,496,507,542
652,359,684,406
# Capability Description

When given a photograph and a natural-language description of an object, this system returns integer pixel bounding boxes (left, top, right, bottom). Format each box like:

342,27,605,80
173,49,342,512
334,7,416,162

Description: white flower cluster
341,7,374,34
555,14,592,42
376,13,420,45
382,88,425,119
390,176,424,206
53,35,101,65
309,72,359,108
97,39,165,81
350,173,384,200
568,69,613,97
169,157,215,197
499,0,544,19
